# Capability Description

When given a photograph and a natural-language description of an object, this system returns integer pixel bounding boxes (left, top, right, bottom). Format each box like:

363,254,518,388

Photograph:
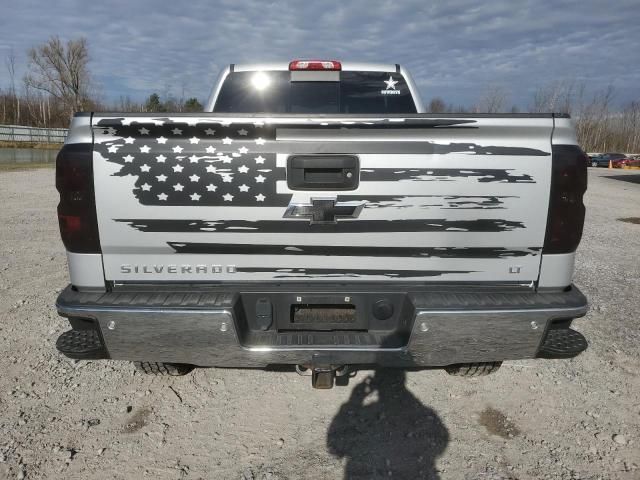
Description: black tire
591,161,598,167
134,361,194,376
445,361,502,377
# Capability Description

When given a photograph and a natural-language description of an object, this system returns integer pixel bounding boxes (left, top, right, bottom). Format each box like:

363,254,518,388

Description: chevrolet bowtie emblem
283,198,365,225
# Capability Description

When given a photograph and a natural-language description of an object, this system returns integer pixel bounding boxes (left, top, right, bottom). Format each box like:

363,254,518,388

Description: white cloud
0,0,638,107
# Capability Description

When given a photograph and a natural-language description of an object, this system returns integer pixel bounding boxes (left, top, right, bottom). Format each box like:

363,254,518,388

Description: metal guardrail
0,124,68,143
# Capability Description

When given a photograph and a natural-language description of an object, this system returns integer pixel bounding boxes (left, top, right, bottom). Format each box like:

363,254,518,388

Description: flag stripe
116,218,525,233
234,267,475,278
167,242,541,257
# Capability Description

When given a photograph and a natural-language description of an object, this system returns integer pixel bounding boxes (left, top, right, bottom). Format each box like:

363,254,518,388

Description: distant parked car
612,157,639,168
589,153,629,167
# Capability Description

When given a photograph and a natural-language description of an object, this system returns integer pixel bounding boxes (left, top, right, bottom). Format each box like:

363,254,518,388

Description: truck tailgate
91,115,554,283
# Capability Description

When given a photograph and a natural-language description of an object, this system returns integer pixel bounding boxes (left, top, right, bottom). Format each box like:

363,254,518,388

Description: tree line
426,83,640,153
0,37,202,130
1,36,638,152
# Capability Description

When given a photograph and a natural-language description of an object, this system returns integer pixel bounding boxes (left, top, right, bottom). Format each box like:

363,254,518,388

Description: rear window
213,70,417,114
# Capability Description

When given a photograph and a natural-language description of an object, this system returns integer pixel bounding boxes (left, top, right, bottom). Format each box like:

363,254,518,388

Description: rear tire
134,361,194,376
445,361,502,377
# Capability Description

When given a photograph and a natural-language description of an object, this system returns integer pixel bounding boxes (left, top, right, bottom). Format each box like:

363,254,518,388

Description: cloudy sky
1,0,638,109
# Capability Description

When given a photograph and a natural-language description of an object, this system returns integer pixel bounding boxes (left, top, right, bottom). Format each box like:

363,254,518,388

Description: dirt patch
121,407,152,434
618,217,640,224
478,407,521,439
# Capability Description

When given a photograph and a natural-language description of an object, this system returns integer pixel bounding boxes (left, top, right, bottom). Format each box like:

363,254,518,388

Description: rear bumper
55,284,588,368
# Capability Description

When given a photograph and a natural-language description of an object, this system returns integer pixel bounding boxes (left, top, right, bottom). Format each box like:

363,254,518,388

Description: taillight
289,60,341,71
56,143,101,253
543,145,588,254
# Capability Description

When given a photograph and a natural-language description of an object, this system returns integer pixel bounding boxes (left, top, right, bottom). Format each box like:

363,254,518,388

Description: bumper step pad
538,328,587,359
56,329,108,360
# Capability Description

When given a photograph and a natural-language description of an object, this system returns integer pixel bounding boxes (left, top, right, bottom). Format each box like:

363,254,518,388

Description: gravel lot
0,166,639,480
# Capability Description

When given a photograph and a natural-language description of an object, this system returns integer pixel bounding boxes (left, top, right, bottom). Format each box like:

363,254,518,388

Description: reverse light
289,60,341,71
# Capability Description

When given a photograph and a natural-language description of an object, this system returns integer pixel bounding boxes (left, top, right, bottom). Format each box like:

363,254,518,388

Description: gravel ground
0,166,639,480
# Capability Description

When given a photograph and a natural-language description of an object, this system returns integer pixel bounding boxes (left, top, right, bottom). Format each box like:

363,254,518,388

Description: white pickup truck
55,60,588,388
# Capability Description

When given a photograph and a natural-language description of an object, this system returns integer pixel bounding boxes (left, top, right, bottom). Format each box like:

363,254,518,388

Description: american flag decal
94,119,291,207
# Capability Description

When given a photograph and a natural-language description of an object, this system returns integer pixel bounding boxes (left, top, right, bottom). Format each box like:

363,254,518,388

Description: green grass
0,162,55,171
0,141,62,149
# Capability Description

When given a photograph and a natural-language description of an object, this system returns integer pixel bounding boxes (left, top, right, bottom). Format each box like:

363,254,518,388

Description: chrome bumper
56,285,588,367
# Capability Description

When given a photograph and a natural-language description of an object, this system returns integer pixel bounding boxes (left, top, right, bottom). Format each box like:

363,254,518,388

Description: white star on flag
204,128,216,135
104,128,283,208
138,127,150,135
384,76,398,90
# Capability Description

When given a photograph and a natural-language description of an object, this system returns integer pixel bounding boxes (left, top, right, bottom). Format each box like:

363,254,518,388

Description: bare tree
530,80,578,114
474,86,509,113
24,36,91,117
4,49,19,123
427,97,447,113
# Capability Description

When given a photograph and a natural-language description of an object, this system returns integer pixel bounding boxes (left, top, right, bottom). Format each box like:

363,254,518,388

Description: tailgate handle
287,155,359,191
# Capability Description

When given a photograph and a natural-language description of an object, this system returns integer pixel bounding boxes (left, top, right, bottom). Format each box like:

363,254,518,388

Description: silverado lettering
120,264,225,274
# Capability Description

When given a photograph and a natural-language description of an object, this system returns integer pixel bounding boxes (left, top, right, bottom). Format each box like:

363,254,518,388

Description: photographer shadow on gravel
327,366,449,479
